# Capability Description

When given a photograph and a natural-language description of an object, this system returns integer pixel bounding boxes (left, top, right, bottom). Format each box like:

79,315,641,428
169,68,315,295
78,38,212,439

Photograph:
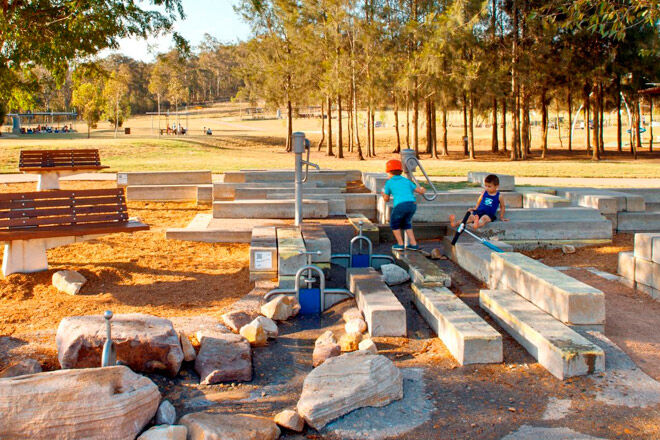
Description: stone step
522,192,572,209
197,185,212,204
608,188,660,204
117,170,212,187
479,289,605,380
301,224,331,263
344,193,377,215
223,170,351,187
417,190,523,208
617,212,660,232
266,194,346,216
234,187,343,199
362,172,389,193
647,202,660,212
557,189,645,213
277,227,307,277
238,168,363,182
489,252,605,327
618,251,635,283
475,219,613,242
249,226,278,281
346,213,380,244
166,216,289,243
467,172,515,191
392,249,451,287
346,267,407,337
411,284,502,365
213,200,329,219
213,182,320,200
634,233,660,262
442,237,513,284
126,184,212,202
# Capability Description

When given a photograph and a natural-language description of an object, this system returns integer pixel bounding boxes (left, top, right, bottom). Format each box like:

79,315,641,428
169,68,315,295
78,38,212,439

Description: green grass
2,134,660,179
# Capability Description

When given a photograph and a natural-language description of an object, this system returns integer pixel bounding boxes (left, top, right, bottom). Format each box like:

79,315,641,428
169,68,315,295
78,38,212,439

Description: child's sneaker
392,244,405,251
406,244,420,251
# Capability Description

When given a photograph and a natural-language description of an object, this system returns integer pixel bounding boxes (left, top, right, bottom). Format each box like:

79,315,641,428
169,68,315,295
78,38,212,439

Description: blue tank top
477,191,500,216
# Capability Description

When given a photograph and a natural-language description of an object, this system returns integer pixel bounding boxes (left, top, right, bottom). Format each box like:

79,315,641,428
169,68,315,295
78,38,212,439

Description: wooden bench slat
0,221,149,241
2,213,127,229
18,149,105,174
0,205,126,220
0,196,123,210
0,188,122,201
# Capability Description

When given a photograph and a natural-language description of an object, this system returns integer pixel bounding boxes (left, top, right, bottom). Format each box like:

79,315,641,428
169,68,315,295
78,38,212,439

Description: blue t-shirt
477,191,500,217
383,175,417,207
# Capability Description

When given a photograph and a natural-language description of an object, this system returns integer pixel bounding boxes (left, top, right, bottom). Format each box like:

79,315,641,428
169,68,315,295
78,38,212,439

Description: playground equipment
450,210,504,252
293,132,320,226
400,149,439,201
265,250,353,314
331,221,395,269
101,310,116,367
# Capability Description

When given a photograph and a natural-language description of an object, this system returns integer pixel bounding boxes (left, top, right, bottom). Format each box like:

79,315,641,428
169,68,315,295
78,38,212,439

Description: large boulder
138,425,187,440
52,270,87,295
180,412,280,440
260,296,300,321
0,365,159,439
297,352,403,429
0,358,42,378
56,314,184,377
195,331,252,384
380,264,410,286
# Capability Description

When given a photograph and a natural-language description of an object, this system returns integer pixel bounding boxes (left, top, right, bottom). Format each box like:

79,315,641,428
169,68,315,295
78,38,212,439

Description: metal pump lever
400,149,439,201
101,310,116,367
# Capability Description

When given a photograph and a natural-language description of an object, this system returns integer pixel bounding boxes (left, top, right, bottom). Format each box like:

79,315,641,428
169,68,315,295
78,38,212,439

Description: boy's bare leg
474,215,492,230
404,229,417,246
449,214,456,227
472,215,481,230
392,229,404,245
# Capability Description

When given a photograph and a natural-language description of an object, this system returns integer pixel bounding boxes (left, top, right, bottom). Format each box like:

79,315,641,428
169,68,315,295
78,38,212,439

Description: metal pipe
101,310,116,367
293,132,305,226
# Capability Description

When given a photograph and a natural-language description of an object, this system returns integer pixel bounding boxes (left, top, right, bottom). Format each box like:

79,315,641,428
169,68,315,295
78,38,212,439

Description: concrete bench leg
2,240,49,276
37,172,61,191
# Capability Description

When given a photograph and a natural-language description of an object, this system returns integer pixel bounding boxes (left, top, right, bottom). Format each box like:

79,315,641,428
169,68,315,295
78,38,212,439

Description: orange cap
386,159,402,173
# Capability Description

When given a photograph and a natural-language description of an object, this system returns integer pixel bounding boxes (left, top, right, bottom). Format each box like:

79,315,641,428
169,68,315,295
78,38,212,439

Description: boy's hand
501,217,509,222
468,208,475,212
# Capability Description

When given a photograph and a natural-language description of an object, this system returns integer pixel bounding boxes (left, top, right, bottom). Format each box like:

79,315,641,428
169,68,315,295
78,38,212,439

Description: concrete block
346,267,407,337
467,172,515,191
576,194,619,214
655,239,660,264
117,170,211,187
477,219,612,242
197,185,213,204
392,249,451,287
3,239,50,276
250,227,278,273
479,289,605,380
617,212,660,232
267,194,346,216
301,224,331,263
624,194,647,212
489,252,605,326
522,192,572,209
618,251,635,282
166,217,288,243
636,282,660,300
126,185,200,201
362,172,389,193
224,170,348,188
442,237,513,284
237,187,343,199
411,284,502,365
634,233,660,261
344,193,377,213
346,213,379,244
212,200,328,219
277,227,307,276
634,257,659,289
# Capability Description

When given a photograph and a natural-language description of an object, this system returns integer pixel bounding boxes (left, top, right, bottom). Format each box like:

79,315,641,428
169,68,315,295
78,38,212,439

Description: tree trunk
348,100,353,153
636,100,643,152
567,90,572,151
468,93,475,159
287,99,293,152
405,88,410,148
431,101,438,158
318,101,325,151
413,82,419,154
337,94,344,158
521,87,529,159
354,86,364,160
425,98,432,154
502,98,507,152
616,80,622,152
650,97,654,152
442,105,449,156
394,96,401,153
327,96,334,156
510,1,519,161
462,93,469,156
631,96,638,159
583,87,590,153
492,98,499,152
371,109,376,156
366,105,372,157
592,84,600,161
541,88,548,159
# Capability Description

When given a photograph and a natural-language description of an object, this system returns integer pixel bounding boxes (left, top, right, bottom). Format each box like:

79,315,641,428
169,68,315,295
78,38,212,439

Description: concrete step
617,212,660,232
647,202,660,212
234,187,343,199
618,251,635,283
213,182,320,200
223,170,352,187
277,227,307,277
166,216,289,243
213,199,329,219
608,188,660,204
344,193,377,215
362,172,388,193
197,185,212,204
411,284,502,365
442,237,513,284
557,189,645,213
249,226,278,281
634,233,660,262
117,170,212,187
392,249,451,287
421,190,523,208
266,194,347,216
489,252,605,327
346,213,380,244
301,224,331,263
475,219,613,242
467,172,515,191
479,289,605,380
126,184,212,202
347,267,407,337
522,192,572,209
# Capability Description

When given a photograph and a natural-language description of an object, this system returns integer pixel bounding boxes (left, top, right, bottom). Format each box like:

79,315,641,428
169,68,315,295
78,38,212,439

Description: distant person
381,159,426,251
450,174,508,230
206,127,212,135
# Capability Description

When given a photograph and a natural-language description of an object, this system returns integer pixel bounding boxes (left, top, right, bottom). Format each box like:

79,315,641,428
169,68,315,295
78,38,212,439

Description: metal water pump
293,132,319,226
101,310,116,367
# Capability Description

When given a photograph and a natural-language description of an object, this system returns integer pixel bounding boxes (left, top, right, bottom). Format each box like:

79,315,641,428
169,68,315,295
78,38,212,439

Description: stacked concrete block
249,226,278,282
119,170,213,203
467,172,515,191
618,233,660,299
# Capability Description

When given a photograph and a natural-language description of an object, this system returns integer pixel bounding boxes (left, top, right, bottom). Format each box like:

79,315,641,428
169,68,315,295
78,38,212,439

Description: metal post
293,132,306,226
101,310,116,367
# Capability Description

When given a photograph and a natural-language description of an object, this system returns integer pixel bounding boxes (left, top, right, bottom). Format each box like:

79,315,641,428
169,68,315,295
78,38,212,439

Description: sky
106,0,251,61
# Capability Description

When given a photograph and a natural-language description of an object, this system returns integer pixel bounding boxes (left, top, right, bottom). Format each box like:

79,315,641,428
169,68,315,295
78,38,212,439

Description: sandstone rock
180,412,280,440
339,332,362,352
342,307,363,323
156,400,176,425
345,318,367,335
562,244,576,254
358,339,378,354
0,358,42,378
221,311,256,333
0,365,159,439
56,314,184,377
251,315,278,338
380,264,410,286
138,425,187,440
430,248,446,260
274,409,304,432
313,343,341,367
194,332,252,384
315,330,337,347
261,295,300,321
179,332,196,362
297,352,403,429
239,321,267,346
52,270,87,295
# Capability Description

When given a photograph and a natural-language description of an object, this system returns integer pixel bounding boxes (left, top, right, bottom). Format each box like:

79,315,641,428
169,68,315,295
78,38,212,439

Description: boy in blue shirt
450,174,508,230
382,159,426,250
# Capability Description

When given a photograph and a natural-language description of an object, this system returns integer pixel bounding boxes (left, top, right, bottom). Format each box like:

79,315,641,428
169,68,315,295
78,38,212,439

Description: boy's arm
500,198,508,221
470,193,483,212
382,181,391,202
382,192,390,202
414,186,426,194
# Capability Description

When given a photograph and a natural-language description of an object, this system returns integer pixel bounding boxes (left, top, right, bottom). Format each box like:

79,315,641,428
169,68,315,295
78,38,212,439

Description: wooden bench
0,188,148,276
19,149,109,190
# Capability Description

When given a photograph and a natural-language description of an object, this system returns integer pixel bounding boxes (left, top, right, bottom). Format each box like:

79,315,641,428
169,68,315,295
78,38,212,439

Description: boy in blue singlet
450,174,508,230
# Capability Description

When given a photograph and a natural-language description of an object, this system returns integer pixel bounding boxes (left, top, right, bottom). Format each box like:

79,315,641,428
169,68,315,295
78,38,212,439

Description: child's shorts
474,208,497,221
390,202,417,230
